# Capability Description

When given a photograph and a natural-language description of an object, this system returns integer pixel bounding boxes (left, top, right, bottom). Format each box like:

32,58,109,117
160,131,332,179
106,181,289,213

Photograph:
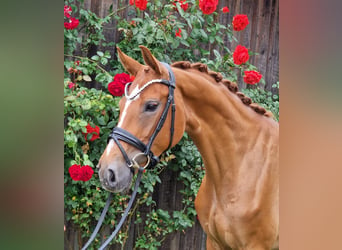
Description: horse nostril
108,169,115,183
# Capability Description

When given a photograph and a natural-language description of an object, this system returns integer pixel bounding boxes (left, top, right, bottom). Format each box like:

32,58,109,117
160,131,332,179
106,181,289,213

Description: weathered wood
75,0,278,92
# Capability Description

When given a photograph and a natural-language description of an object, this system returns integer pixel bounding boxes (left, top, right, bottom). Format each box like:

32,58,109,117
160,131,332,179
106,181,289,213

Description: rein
82,63,176,249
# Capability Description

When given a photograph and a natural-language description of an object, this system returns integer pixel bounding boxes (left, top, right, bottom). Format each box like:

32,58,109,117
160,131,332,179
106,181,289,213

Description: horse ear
116,47,142,76
139,45,162,75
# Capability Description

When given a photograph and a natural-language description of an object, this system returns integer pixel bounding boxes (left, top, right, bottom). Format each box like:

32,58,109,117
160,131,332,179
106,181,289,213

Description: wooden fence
78,0,279,92
64,1,278,249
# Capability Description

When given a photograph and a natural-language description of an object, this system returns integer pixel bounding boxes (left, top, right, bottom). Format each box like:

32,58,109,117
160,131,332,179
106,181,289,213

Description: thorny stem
64,54,112,77
107,6,129,19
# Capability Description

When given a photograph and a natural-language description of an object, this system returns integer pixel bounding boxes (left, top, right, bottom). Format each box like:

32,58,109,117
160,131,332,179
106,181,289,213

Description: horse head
97,46,186,193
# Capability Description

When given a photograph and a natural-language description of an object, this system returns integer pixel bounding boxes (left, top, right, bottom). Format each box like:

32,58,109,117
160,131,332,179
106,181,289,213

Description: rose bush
64,0,278,248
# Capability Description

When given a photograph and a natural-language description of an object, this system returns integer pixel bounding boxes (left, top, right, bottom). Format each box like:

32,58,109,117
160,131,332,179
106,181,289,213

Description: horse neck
174,67,277,192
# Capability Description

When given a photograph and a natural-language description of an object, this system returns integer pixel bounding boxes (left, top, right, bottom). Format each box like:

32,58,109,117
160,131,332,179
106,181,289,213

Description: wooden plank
266,0,279,93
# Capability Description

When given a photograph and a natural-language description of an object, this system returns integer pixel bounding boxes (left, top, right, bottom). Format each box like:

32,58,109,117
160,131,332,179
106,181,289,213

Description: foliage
242,82,280,121
64,0,279,249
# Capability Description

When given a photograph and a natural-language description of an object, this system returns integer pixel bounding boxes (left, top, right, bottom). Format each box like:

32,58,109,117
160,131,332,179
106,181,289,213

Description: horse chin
102,179,132,194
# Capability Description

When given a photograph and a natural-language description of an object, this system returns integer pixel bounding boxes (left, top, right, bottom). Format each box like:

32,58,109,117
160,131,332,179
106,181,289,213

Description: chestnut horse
97,46,279,250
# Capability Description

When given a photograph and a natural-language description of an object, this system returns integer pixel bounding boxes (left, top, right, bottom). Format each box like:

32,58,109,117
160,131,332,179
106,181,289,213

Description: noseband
82,63,176,249
108,62,176,170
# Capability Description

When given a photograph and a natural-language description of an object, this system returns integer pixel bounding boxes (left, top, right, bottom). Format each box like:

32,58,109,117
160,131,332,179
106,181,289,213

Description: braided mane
171,61,274,119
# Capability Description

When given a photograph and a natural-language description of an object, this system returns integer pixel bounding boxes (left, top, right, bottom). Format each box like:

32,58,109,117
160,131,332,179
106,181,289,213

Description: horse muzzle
99,161,133,193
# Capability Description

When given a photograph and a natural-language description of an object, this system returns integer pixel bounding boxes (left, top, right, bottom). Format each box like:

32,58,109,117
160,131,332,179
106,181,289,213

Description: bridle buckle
129,153,151,170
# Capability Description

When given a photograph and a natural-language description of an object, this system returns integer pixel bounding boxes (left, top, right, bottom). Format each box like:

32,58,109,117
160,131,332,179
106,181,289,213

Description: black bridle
82,63,176,250
108,62,176,171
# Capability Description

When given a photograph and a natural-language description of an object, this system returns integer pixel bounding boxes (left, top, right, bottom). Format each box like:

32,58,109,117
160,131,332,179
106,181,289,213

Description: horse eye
144,101,160,113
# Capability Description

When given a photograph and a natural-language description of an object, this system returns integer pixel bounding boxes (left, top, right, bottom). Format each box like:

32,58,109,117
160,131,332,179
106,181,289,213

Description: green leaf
157,209,170,220
79,120,88,127
64,96,77,101
215,36,223,44
97,51,104,57
83,160,94,167
87,133,93,141
91,55,99,61
81,99,91,110
100,57,108,65
104,51,111,58
200,29,208,40
180,40,190,47
107,120,116,128
95,73,107,83
209,36,215,44
96,116,106,125
213,50,221,61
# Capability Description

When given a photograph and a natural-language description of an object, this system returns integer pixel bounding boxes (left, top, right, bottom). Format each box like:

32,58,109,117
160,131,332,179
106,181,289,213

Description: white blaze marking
106,86,139,156
106,139,115,156
117,99,132,127
118,86,140,128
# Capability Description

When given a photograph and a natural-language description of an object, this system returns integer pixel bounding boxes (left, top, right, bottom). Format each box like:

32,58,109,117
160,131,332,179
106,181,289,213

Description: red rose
69,164,82,181
173,0,189,12
108,81,125,96
113,73,131,85
222,6,229,13
243,70,262,85
129,0,134,5
64,6,72,18
84,124,100,141
68,164,94,181
68,82,76,89
233,45,249,65
64,17,79,30
199,0,218,15
80,165,94,181
175,28,182,37
108,73,131,97
135,0,147,10
232,14,249,31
